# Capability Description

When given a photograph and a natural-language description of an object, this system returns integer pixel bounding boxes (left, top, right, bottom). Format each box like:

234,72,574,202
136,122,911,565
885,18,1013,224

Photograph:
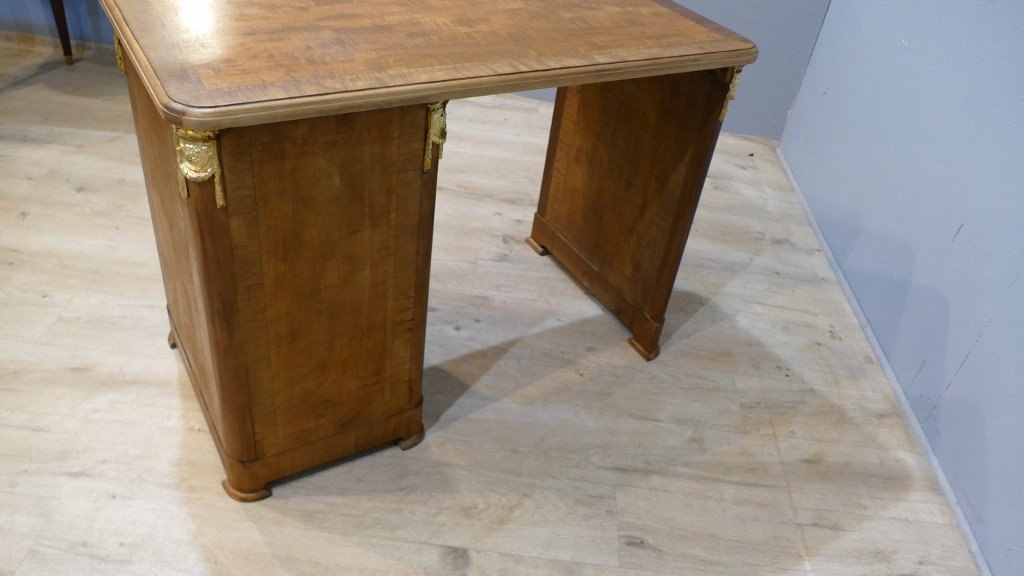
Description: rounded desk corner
740,44,760,66
154,97,201,129
145,81,226,130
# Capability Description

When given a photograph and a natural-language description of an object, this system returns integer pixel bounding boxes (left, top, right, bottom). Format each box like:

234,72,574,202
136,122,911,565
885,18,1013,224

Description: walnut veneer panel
100,0,756,128
528,70,732,360
124,54,431,499
220,107,432,459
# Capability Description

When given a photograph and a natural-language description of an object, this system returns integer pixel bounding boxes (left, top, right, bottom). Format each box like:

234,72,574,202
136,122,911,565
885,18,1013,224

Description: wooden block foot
167,330,178,349
221,479,271,502
398,425,425,450
524,236,550,256
628,337,660,361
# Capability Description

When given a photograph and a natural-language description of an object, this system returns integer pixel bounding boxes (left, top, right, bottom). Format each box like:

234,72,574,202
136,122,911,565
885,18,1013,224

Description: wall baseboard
775,145,993,576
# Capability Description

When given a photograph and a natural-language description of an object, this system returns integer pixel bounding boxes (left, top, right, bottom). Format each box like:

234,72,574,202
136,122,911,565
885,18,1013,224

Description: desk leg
528,70,734,360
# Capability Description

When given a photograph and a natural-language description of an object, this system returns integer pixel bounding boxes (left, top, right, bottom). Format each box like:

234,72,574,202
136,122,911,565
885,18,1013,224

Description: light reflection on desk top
101,0,757,128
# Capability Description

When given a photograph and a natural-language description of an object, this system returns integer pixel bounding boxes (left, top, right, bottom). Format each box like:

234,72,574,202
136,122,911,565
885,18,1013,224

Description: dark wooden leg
528,69,734,360
48,0,73,64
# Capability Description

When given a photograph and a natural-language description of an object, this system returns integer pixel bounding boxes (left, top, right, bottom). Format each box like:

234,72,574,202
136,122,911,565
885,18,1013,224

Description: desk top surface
102,0,757,128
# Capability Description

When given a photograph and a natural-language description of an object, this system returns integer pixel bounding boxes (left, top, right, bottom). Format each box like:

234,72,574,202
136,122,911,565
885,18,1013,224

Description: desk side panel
530,71,731,359
220,106,431,460
125,60,255,461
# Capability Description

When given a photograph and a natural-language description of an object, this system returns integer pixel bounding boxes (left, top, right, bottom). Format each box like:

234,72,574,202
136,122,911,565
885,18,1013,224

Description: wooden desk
100,0,756,501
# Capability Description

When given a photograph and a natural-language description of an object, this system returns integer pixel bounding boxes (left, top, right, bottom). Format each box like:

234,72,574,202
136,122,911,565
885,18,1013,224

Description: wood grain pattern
222,106,432,459
124,55,430,499
98,0,756,128
0,37,980,574
529,70,732,359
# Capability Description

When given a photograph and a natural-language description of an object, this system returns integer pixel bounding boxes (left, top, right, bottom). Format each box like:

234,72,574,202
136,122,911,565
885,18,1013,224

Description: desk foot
398,425,425,450
222,480,271,503
628,337,660,362
167,330,178,349
525,236,550,256
64,55,73,65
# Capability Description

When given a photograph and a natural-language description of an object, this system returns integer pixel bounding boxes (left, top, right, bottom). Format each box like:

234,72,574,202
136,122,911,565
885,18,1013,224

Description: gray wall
677,0,830,139
0,0,113,45
526,1,832,140
780,1,1024,574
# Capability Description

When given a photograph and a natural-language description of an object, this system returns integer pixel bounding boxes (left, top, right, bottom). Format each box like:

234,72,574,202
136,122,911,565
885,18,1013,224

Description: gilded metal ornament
173,127,226,209
719,66,743,122
423,101,448,172
113,34,125,75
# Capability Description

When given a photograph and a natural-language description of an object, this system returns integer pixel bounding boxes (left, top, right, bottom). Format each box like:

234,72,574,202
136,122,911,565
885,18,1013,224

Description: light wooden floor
0,35,978,576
